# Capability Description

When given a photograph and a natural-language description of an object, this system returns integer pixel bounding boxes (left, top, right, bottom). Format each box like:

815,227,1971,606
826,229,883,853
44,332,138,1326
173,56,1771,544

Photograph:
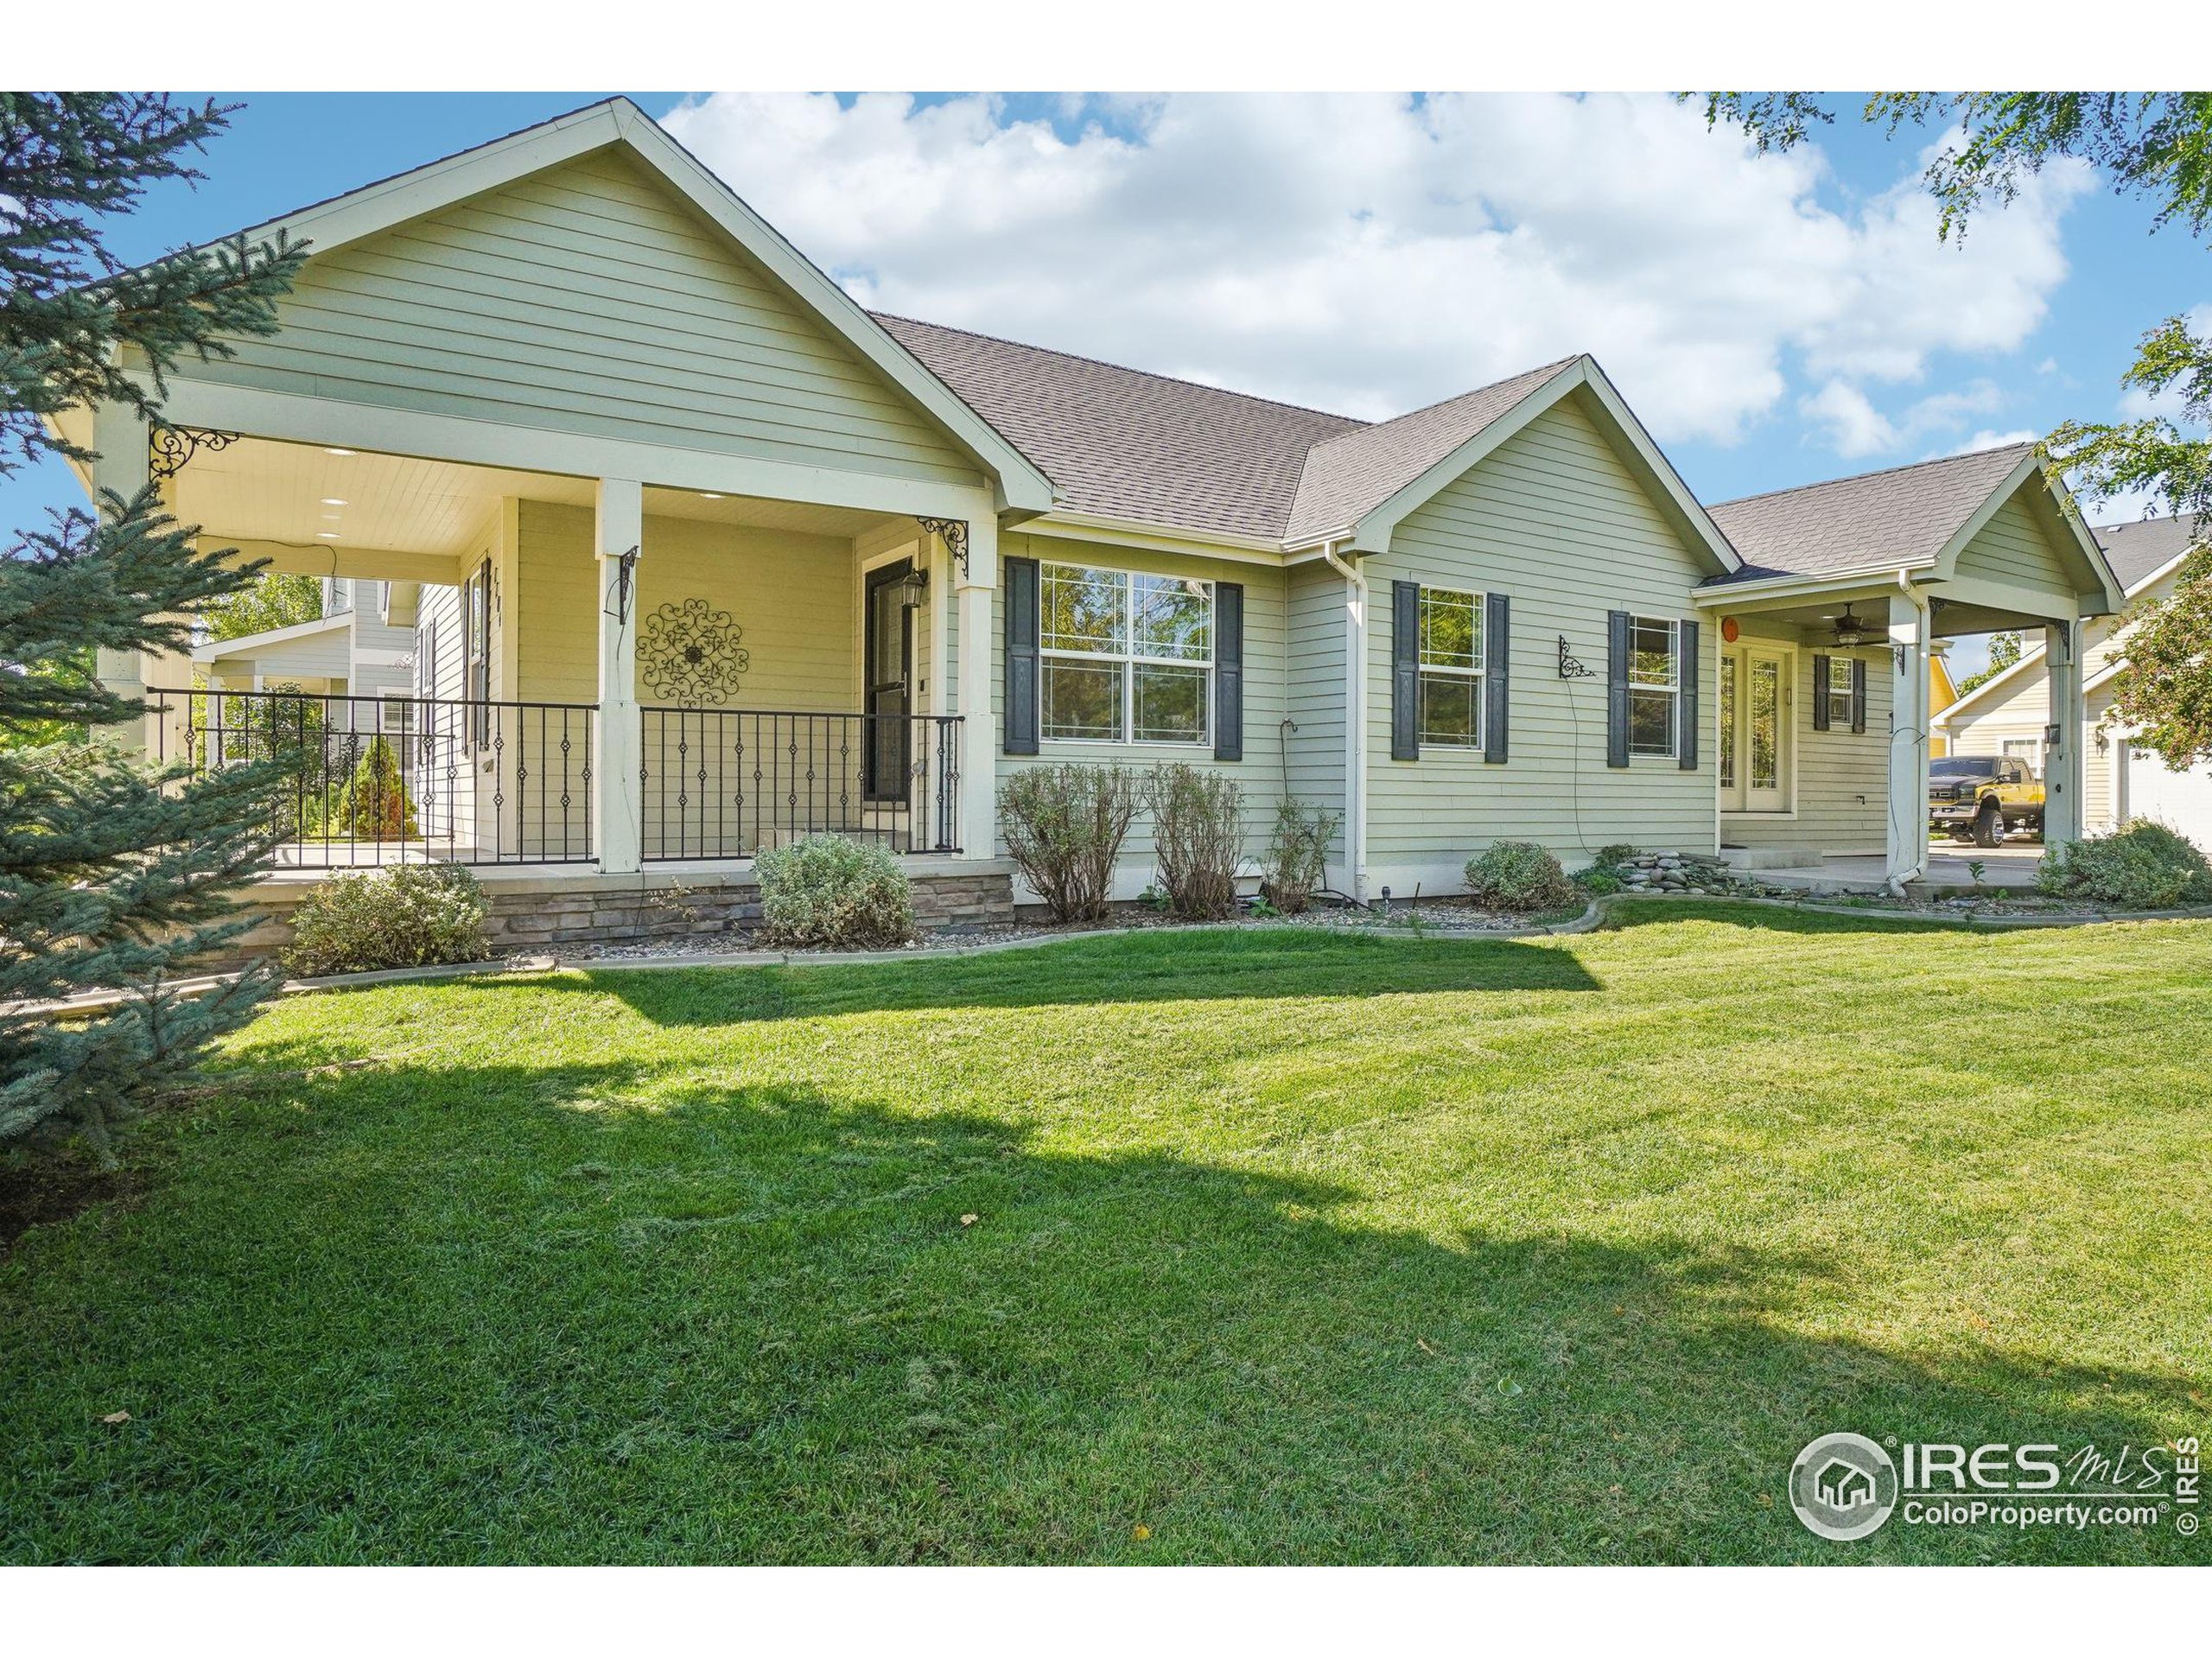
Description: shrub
1261,798,1339,915
754,833,916,948
282,865,491,978
1465,840,1578,913
998,764,1138,923
1572,866,1624,896
1593,843,1640,871
2036,819,2212,910
1145,763,1245,920
333,735,418,841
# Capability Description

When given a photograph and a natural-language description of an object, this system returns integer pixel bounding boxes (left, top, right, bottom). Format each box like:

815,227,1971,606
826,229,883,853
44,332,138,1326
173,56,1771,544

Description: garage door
2124,742,2212,853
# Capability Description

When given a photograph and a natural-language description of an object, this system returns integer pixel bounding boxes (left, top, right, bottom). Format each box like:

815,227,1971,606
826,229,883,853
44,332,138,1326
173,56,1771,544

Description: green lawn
5,902,2209,1564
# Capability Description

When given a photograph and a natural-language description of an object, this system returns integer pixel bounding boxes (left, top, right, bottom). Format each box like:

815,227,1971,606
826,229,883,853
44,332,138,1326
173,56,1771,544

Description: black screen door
862,561,913,803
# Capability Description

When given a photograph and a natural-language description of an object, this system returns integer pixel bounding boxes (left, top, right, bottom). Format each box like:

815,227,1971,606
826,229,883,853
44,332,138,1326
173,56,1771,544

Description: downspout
1887,568,1932,899
1319,539,1368,901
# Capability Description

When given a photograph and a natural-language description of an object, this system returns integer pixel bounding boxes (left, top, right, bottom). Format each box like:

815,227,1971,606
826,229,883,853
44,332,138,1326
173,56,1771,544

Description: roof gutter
1319,539,1369,901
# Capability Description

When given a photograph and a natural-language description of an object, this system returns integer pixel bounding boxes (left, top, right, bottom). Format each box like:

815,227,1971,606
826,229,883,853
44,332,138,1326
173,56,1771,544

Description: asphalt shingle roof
1281,359,1579,546
1703,444,2036,585
873,314,1364,542
2093,512,2205,592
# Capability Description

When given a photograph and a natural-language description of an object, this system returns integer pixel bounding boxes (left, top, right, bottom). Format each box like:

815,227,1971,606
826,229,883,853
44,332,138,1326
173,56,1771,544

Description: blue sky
10,91,2203,675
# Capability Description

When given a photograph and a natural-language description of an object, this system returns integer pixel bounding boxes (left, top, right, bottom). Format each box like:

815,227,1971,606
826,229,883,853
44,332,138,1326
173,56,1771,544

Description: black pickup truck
1929,754,2044,847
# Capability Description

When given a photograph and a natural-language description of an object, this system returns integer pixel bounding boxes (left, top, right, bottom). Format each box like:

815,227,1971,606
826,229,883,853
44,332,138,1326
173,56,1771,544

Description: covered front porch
1696,448,2126,890
85,414,1006,877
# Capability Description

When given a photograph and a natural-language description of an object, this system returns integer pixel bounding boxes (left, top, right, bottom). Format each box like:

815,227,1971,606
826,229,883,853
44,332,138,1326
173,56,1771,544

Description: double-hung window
1416,585,1484,747
1039,561,1211,744
1821,657,1854,729
463,559,491,748
1628,616,1681,758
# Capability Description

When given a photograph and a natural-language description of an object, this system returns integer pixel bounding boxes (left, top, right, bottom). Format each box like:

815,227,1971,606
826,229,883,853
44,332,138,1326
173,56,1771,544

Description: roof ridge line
868,312,1370,427
1299,355,1583,459
1713,442,2036,510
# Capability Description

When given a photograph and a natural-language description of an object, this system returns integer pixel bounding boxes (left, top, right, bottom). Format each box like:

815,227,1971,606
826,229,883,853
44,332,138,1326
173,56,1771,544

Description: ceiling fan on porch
1827,607,1872,648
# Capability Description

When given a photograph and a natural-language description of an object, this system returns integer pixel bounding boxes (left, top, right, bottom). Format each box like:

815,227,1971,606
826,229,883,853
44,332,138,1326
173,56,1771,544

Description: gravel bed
541,896,1560,963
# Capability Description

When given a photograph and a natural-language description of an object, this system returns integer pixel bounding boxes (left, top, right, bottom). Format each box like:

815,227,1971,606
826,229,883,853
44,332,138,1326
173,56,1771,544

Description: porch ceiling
169,434,591,560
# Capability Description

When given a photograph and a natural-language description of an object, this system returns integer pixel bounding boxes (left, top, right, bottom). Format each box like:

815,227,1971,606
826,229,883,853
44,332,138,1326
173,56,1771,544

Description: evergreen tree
1,94,308,1160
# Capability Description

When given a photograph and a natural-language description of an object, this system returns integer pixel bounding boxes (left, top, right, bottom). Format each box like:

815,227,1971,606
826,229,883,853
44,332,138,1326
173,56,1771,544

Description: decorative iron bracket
916,516,969,579
603,545,639,624
1557,635,1596,679
147,423,240,480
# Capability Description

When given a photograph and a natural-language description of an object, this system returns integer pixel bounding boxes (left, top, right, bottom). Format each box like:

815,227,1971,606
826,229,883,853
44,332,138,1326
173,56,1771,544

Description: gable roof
1706,444,2037,584
1281,359,1576,546
2093,511,2205,590
192,612,351,664
875,315,1361,542
180,99,1053,515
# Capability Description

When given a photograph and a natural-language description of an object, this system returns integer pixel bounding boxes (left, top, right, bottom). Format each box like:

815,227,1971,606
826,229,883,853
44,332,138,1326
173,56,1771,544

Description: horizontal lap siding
1724,645,1889,855
197,150,980,487
1955,493,2073,590
989,535,1289,893
1366,397,1717,887
1286,559,1349,871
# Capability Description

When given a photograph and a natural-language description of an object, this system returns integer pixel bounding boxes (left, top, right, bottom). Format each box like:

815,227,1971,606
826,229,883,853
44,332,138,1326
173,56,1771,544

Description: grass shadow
566,927,1605,1027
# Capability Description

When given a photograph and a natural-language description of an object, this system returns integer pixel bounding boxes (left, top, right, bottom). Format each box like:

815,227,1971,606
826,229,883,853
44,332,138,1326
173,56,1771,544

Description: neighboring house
64,99,2125,914
1929,645,1960,759
194,576,426,717
1933,513,2209,851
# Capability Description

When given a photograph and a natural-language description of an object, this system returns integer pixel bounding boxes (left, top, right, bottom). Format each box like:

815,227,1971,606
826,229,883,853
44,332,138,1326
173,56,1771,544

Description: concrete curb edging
22,892,2212,1017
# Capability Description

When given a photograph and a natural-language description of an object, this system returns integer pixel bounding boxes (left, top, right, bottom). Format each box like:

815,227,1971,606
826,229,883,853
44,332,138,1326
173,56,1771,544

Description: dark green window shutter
1849,657,1867,734
1483,591,1510,763
1605,609,1630,768
1003,556,1039,755
1810,653,1832,733
1678,618,1700,770
1390,580,1420,761
1214,582,1244,761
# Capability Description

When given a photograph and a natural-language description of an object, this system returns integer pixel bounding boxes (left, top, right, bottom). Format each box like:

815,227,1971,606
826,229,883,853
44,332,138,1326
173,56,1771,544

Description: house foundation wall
200,864,1017,972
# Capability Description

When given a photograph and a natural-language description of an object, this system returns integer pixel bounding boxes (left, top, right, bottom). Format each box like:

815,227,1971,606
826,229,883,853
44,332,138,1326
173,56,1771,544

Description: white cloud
661,92,2093,450
1955,429,2040,454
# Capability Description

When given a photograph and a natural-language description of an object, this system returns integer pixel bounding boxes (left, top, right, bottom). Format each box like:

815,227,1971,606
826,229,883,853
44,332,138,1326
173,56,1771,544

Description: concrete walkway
1746,842,2044,893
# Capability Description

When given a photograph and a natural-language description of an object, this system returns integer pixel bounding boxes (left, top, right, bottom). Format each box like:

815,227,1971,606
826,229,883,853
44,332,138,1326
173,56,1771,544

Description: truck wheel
1973,802,2004,848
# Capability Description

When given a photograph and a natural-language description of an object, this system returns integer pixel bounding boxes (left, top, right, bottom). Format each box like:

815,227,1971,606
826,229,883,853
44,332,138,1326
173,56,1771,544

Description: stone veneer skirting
199,861,1018,973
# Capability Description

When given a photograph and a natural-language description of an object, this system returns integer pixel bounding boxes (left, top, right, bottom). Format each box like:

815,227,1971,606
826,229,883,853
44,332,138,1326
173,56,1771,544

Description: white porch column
87,400,174,760
954,514,997,858
2044,619,2085,847
594,478,644,874
1885,591,1931,888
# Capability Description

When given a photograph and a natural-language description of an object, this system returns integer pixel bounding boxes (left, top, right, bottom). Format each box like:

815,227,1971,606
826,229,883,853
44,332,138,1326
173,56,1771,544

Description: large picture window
1039,561,1211,744
1629,616,1680,758
1416,585,1484,748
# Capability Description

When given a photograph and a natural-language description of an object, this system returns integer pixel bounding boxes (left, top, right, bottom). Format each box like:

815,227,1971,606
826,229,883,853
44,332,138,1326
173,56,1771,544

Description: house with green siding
63,98,2126,945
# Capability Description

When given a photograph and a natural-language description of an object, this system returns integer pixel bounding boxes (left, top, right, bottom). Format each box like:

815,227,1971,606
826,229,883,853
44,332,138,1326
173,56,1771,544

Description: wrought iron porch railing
639,707,963,861
149,687,596,868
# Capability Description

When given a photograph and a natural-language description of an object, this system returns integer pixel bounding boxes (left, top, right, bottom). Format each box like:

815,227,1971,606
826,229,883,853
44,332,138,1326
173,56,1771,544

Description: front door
1719,645,1790,814
862,561,914,803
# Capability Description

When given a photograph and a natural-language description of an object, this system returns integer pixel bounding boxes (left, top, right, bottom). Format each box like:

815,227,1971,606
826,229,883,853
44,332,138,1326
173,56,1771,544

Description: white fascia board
191,613,351,663
1690,563,1935,607
1021,511,1286,566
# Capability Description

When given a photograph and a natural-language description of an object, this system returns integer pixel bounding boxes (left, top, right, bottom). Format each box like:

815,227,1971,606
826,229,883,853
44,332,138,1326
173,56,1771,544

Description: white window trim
1822,655,1856,729
1628,614,1681,760
1039,559,1214,747
1415,582,1486,751
1719,640,1802,823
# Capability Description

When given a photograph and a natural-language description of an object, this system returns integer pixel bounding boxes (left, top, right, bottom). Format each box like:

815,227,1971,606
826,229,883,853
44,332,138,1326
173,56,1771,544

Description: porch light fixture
323,448,355,457
321,497,347,506
896,568,929,607
698,492,724,500
316,531,340,539
1830,607,1872,648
